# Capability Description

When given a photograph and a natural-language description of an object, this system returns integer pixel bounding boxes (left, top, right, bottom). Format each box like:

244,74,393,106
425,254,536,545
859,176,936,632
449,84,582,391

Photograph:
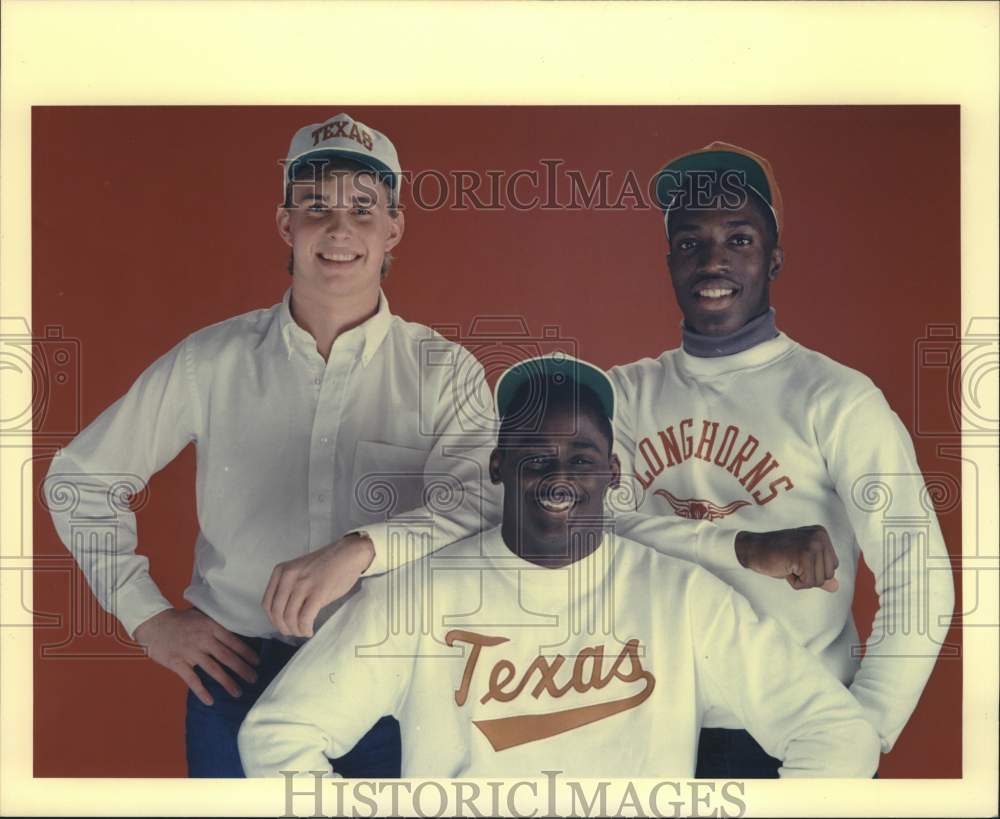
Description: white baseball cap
284,112,402,196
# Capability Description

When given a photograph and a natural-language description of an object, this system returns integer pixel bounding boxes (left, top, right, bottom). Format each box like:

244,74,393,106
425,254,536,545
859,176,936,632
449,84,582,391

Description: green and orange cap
655,141,784,240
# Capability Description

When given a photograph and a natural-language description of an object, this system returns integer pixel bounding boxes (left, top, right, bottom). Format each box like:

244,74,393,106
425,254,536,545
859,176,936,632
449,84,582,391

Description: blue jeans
185,636,401,778
696,728,782,778
695,728,880,779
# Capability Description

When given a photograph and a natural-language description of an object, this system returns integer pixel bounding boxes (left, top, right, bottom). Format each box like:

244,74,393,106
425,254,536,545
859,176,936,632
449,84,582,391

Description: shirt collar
278,288,393,366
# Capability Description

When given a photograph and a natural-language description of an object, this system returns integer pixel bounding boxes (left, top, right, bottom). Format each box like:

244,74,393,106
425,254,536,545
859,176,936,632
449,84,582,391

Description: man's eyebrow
505,436,603,450
294,192,378,207
670,221,702,234
672,218,758,233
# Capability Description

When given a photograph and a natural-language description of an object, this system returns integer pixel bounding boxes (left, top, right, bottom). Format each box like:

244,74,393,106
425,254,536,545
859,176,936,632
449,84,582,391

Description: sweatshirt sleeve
690,569,881,778
238,571,416,777
42,337,200,637
609,365,744,572
821,388,955,751
361,343,502,576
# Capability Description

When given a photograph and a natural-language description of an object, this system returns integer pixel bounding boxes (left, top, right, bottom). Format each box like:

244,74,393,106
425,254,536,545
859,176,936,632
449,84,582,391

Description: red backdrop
31,106,962,777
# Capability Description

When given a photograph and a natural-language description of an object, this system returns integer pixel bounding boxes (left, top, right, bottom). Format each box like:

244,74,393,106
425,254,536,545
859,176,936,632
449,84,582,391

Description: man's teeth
321,253,357,262
539,497,574,512
699,288,735,299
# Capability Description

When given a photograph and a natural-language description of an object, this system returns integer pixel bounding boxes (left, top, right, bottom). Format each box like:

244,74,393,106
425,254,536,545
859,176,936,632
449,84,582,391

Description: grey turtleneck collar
681,308,778,358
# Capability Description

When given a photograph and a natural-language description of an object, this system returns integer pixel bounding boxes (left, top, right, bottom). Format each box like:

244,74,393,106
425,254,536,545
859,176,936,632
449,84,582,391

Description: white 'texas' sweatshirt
239,528,880,779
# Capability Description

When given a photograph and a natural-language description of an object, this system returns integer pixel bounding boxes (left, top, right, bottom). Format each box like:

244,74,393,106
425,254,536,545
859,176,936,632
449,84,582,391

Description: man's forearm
45,452,173,637
612,510,747,572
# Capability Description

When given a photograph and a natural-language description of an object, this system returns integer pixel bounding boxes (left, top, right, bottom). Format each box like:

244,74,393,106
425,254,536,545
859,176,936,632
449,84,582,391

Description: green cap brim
494,355,615,423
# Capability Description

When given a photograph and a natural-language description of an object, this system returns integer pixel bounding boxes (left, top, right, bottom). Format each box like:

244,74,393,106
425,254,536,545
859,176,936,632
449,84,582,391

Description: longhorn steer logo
654,488,751,521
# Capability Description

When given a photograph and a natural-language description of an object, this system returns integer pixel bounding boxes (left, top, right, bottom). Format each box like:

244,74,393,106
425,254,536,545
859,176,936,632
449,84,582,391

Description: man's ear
276,206,293,247
768,246,784,281
608,453,622,490
384,208,405,253
488,448,502,484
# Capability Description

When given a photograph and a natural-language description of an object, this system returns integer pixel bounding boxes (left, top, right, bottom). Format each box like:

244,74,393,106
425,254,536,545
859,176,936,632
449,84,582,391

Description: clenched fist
263,533,376,638
134,608,260,705
735,525,840,592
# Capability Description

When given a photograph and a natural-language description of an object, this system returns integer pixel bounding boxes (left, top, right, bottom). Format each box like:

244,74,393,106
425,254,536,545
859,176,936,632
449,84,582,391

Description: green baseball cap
494,354,616,423
655,141,783,238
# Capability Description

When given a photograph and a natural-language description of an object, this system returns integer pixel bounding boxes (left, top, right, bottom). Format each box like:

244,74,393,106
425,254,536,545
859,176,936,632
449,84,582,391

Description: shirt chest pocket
349,439,432,524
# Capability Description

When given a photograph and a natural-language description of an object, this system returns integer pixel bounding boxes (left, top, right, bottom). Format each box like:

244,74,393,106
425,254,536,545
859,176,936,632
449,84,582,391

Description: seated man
238,355,880,778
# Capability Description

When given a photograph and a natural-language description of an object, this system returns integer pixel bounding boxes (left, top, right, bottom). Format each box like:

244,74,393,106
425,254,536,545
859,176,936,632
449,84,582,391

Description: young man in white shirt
606,142,956,776
43,112,497,777
238,355,881,779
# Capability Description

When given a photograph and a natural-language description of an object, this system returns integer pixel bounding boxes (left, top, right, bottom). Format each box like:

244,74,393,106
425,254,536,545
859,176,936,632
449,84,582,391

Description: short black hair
497,378,613,455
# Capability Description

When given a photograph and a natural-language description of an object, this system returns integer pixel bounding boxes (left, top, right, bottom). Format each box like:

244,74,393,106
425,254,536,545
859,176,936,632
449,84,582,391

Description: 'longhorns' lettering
695,420,719,462
739,451,781,492
629,417,795,508
726,435,759,478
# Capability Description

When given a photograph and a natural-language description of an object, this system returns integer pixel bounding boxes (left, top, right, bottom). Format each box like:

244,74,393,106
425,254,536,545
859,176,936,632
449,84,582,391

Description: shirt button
320,436,329,445
318,494,326,503
313,378,321,386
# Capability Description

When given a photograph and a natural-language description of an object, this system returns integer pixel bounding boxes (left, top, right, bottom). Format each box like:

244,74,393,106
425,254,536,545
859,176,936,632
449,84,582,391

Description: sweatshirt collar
482,526,614,593
678,329,794,377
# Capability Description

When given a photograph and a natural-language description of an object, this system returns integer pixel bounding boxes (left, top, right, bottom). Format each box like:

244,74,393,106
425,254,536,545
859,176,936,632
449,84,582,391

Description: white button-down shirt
45,289,496,640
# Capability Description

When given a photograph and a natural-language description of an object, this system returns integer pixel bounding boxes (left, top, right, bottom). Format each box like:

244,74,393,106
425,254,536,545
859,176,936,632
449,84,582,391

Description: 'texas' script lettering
633,417,795,506
445,629,655,751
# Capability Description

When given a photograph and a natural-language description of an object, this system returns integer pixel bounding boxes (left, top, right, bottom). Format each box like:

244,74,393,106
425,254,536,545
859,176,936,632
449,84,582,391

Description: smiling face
490,393,620,567
276,167,404,301
666,192,783,336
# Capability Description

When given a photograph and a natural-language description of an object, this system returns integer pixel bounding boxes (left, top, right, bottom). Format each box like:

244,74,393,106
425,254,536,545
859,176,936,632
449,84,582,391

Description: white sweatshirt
239,528,880,779
608,333,955,751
